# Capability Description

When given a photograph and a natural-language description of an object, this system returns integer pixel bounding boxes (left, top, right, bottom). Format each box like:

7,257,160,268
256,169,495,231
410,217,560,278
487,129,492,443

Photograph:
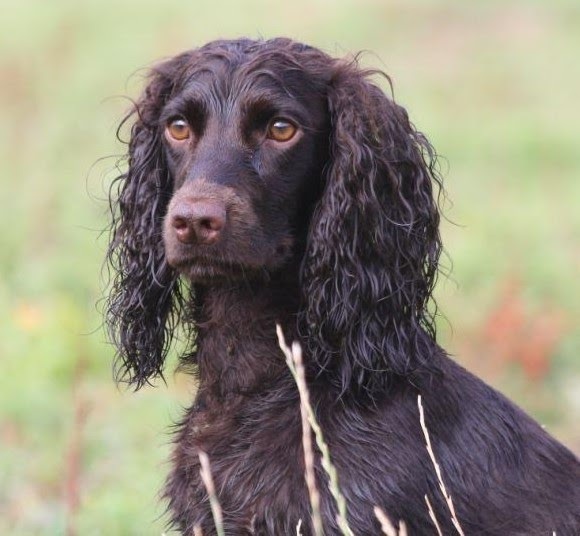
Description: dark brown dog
106,38,580,534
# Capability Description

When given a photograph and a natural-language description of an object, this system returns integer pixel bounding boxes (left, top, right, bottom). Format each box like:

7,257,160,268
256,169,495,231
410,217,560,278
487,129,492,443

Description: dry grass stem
277,325,324,536
418,395,465,536
277,324,354,536
296,518,303,535
425,495,443,536
374,506,408,536
198,451,225,536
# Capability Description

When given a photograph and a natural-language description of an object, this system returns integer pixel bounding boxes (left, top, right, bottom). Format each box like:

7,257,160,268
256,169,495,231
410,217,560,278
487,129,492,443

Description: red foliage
479,277,566,381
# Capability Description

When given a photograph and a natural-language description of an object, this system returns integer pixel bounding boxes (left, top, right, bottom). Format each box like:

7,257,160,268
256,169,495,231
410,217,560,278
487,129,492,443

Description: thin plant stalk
287,334,323,536
424,495,443,536
296,519,303,535
418,395,465,536
277,325,354,536
198,451,225,536
374,506,408,536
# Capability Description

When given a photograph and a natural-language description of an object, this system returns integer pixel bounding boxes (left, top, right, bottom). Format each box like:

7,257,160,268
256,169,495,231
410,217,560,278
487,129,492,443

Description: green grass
1,0,578,533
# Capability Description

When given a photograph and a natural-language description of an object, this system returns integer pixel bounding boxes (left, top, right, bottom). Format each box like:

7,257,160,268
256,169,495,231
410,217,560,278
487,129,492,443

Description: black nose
170,199,226,245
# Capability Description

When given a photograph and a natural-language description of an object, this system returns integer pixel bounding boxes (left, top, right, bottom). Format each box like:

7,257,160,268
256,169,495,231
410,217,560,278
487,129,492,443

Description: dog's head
107,38,442,393
158,40,330,283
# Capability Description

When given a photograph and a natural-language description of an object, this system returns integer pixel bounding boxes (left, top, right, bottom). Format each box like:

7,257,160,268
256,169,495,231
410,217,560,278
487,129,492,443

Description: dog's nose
170,200,226,245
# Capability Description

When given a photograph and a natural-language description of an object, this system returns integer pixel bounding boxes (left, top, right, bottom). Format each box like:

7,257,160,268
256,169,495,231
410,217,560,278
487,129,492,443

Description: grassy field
1,0,579,533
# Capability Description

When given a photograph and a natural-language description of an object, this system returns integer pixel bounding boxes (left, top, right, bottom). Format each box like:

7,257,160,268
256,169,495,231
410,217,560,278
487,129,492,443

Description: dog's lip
170,255,239,270
169,255,258,284
168,254,254,277
167,239,293,275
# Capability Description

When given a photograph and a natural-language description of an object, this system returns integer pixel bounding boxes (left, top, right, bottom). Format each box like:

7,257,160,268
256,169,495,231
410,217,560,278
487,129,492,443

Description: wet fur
106,38,580,534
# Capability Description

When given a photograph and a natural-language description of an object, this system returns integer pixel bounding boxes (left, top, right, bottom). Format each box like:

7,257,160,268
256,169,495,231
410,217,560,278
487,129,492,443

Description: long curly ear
106,54,191,388
300,60,443,396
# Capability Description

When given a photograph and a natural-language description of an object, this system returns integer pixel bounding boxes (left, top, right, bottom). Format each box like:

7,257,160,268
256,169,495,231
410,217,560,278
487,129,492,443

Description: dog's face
160,53,330,283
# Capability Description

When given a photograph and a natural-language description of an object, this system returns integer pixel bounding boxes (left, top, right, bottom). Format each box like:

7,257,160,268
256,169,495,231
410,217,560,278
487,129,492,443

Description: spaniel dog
106,38,579,534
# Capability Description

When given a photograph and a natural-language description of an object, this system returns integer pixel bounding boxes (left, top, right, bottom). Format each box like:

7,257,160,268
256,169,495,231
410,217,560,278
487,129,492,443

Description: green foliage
0,0,578,533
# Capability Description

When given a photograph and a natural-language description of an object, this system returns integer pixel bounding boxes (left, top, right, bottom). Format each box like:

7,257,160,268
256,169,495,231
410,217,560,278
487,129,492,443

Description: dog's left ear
300,60,443,395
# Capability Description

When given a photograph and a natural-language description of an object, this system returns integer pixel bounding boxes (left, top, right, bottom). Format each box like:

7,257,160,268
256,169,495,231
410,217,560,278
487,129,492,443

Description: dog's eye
267,119,297,142
166,119,191,141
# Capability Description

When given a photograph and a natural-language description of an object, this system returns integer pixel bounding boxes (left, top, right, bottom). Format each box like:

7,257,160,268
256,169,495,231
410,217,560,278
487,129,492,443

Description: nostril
172,216,188,231
170,213,196,244
194,212,225,246
200,216,224,232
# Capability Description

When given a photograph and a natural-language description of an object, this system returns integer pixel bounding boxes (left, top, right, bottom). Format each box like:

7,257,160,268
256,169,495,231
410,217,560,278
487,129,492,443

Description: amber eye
166,118,191,141
267,119,297,142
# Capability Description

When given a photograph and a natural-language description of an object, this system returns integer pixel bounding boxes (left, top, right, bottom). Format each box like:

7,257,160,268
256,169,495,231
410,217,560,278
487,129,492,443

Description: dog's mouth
166,236,295,284
169,255,258,283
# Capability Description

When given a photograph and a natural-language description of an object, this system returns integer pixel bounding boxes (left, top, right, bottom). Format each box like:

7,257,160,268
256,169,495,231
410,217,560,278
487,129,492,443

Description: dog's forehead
175,46,328,107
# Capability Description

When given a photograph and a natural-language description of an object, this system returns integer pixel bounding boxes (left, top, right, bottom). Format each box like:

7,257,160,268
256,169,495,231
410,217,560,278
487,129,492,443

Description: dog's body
106,38,580,534
165,280,579,534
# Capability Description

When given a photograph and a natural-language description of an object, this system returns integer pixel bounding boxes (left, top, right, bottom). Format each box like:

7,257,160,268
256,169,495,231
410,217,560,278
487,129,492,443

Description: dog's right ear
106,52,192,388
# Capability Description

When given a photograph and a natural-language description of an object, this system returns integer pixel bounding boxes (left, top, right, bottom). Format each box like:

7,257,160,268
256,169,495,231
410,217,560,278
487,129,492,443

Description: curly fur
106,38,580,534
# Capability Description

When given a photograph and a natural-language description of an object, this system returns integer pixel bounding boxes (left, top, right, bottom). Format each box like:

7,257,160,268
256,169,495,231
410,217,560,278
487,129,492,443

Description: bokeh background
1,0,578,534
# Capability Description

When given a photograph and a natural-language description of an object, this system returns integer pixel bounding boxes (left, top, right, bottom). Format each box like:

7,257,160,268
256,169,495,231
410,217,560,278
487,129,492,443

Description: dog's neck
190,269,301,400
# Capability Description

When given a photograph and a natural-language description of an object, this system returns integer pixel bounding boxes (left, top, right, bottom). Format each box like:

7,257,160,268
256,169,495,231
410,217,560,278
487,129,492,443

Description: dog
106,38,580,534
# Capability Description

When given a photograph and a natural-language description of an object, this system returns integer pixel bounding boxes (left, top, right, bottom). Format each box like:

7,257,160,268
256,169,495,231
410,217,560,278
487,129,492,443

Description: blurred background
1,0,578,533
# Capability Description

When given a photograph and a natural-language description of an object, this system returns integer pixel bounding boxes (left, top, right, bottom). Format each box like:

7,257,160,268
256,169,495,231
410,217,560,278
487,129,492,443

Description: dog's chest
166,389,312,534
